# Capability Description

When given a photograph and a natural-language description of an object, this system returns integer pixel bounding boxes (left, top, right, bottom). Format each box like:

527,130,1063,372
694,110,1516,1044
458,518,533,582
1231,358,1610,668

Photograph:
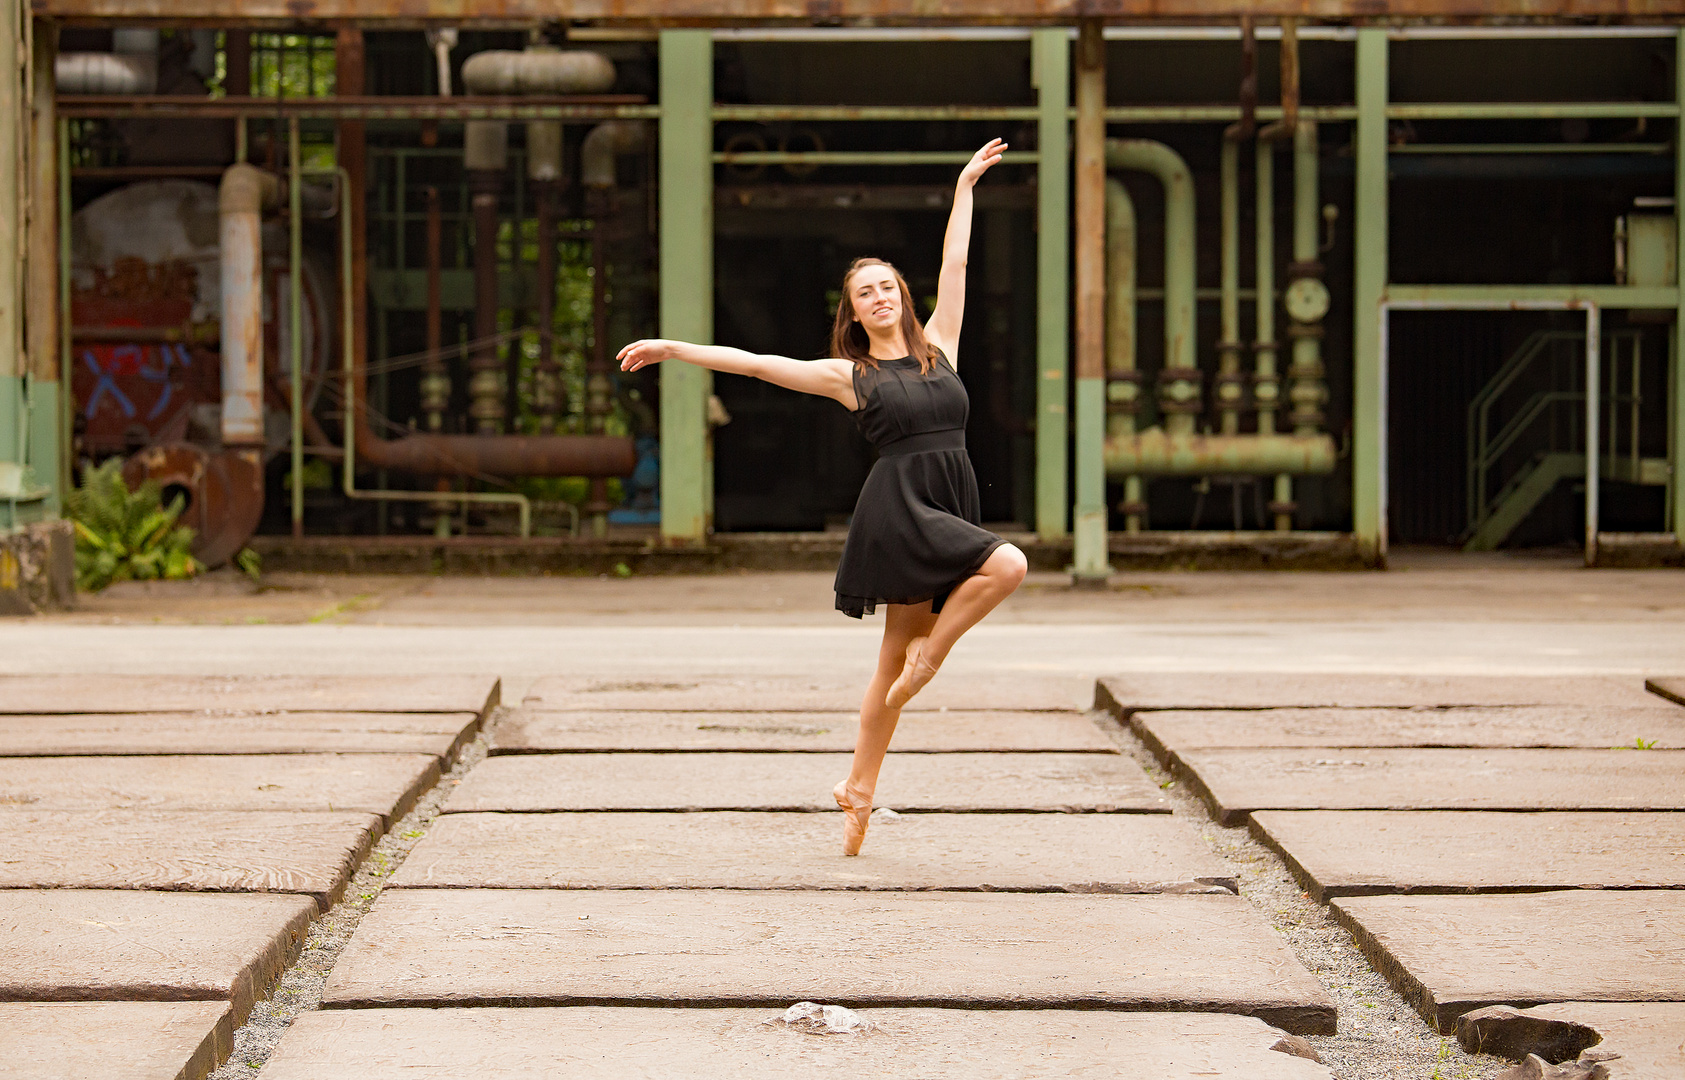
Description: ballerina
618,139,1028,856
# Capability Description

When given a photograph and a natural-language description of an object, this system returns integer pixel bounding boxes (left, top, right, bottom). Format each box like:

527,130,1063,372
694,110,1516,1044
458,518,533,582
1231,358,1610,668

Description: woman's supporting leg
886,543,1028,708
836,602,936,854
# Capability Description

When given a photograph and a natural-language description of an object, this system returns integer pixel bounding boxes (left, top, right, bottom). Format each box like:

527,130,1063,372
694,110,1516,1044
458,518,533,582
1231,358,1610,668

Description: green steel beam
289,118,305,538
1353,28,1389,563
1388,102,1679,120
1033,27,1069,541
1384,285,1678,309
1071,19,1108,581
1674,29,1685,540
714,150,1039,166
659,30,713,544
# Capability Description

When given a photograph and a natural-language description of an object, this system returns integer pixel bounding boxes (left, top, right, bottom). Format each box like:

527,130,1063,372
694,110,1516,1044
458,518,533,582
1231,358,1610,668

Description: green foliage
235,547,263,584
66,459,203,592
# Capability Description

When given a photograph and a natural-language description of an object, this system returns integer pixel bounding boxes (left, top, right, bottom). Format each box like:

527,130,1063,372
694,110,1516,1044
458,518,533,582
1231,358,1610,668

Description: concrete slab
492,709,1115,753
0,889,316,1027
0,711,480,760
0,810,382,910
1098,673,1660,715
391,811,1234,893
1249,810,1685,902
0,1001,233,1080
260,1007,1335,1079
320,890,1337,1033
1330,891,1685,1032
1648,677,1685,709
1169,747,1685,825
1133,706,1685,761
1458,1002,1685,1080
0,753,440,826
0,675,500,717
445,753,1166,814
524,674,1090,713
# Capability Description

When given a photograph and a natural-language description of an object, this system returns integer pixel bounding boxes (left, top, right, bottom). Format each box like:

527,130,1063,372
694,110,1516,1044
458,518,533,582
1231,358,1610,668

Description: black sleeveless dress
834,350,1006,619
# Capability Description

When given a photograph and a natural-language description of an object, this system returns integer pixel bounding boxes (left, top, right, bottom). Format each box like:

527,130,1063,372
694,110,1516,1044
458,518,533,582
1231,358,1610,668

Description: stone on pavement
0,675,500,717
1248,810,1685,902
1458,1002,1685,1080
391,811,1234,893
320,890,1337,1033
0,1001,233,1080
492,709,1115,753
0,711,480,760
0,890,315,1026
445,752,1166,813
1330,891,1685,1032
260,1007,1335,1079
0,753,440,825
524,674,1090,713
1647,677,1685,709
1132,706,1685,760
0,810,382,909
1168,748,1685,825
1098,674,1659,714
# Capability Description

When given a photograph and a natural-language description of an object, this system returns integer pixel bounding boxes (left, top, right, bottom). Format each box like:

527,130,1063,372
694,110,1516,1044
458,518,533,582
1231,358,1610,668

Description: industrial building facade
2,2,1683,578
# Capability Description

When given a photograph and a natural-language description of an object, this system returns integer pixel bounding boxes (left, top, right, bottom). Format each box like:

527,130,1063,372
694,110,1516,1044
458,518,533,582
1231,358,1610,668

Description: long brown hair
829,257,936,374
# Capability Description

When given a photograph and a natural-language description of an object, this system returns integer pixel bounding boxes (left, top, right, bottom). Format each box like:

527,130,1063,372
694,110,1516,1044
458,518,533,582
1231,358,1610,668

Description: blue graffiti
83,348,136,419
82,342,192,421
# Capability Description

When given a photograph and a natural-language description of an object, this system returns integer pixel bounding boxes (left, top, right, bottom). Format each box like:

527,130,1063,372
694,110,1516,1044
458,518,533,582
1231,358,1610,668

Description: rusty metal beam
30,1,1685,28
54,95,652,121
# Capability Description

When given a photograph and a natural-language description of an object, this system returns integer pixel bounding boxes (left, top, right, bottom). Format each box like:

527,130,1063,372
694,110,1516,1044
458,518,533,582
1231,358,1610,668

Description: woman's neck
866,329,909,360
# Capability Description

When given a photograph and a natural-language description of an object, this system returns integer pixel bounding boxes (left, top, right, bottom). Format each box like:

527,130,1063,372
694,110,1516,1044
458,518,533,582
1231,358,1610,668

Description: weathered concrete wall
0,520,75,615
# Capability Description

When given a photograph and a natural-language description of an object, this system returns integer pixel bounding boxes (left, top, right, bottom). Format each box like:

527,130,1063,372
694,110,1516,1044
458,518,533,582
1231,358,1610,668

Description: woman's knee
991,543,1028,588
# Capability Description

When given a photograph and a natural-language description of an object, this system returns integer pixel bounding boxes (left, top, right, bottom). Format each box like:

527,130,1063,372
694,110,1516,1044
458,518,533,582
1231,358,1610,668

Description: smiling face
847,263,904,336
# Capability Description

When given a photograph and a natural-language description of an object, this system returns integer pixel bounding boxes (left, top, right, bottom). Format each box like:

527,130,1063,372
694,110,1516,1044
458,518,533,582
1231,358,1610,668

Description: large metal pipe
218,163,279,447
1106,139,1198,437
460,48,616,96
1288,120,1326,436
1105,430,1335,477
1217,138,1244,434
56,29,159,95
581,120,650,188
1072,18,1108,582
1105,178,1145,531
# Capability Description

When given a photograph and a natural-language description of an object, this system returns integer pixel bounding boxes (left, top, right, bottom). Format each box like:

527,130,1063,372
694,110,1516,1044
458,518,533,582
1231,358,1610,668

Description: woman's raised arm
618,339,857,411
924,138,1006,365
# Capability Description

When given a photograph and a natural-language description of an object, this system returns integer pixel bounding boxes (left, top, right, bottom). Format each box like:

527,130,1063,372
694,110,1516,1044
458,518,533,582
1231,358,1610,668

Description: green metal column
25,21,60,514
659,30,713,543
1673,30,1685,540
0,0,22,506
1071,20,1108,581
1352,28,1389,563
1032,27,1070,540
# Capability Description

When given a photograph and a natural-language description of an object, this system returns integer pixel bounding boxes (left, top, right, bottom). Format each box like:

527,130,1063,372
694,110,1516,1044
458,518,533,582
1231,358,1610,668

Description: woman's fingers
618,340,662,372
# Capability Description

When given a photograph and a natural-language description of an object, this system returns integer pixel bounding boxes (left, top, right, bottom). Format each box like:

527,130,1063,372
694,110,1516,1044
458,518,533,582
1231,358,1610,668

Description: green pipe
1386,284,1676,308
1254,139,1278,438
714,105,1038,122
1391,143,1669,155
1352,29,1389,561
1033,28,1068,541
1104,431,1336,477
1072,19,1107,583
332,167,532,537
1388,103,1677,121
713,150,1038,166
1105,179,1142,532
1106,138,1197,438
1217,137,1242,436
289,119,305,538
57,117,71,502
1674,28,1685,541
1289,121,1325,439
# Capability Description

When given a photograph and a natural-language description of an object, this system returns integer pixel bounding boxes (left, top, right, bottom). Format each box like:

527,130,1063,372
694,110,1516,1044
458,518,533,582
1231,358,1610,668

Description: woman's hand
618,339,680,373
958,138,1006,188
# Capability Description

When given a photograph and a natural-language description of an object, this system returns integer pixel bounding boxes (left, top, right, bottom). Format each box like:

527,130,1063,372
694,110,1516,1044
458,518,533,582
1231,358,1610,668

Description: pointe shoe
885,636,939,710
833,780,873,856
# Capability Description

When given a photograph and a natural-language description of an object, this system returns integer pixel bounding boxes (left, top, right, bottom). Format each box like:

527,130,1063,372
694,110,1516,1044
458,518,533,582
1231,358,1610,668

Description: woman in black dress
618,140,1027,856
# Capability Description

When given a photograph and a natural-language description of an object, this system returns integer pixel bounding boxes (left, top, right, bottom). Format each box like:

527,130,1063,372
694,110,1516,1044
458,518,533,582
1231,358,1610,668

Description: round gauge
1284,277,1331,323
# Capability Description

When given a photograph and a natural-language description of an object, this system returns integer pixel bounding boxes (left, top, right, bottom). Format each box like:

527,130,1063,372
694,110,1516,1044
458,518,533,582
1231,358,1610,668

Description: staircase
1464,328,1664,551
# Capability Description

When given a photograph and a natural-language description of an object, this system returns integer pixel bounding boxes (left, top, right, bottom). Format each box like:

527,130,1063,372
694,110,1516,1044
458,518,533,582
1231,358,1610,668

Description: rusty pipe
1223,15,1257,144
352,431,635,478
1258,18,1300,143
419,185,448,432
218,162,279,448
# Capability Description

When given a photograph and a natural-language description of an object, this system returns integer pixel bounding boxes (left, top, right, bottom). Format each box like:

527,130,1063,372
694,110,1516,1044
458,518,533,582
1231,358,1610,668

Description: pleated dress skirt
833,428,1006,619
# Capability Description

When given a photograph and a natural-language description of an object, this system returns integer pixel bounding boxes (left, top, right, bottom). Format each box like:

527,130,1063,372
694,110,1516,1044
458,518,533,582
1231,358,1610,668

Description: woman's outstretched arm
618,339,857,410
924,138,1006,366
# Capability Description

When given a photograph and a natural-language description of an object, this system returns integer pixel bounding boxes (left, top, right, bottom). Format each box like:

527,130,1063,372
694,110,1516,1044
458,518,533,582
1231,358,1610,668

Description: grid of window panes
250,34,336,98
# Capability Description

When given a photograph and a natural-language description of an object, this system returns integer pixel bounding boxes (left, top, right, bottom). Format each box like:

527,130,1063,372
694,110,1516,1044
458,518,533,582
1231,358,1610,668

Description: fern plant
66,458,203,592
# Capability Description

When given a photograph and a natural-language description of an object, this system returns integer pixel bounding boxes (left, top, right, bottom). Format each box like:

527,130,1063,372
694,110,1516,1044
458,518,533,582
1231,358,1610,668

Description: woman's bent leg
885,543,1028,708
